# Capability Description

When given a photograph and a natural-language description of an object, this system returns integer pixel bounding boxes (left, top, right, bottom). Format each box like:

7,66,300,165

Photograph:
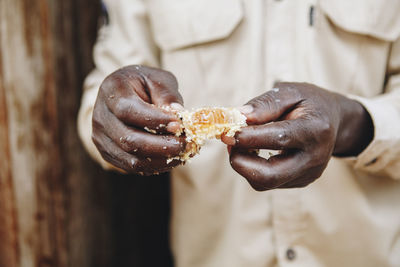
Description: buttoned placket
265,0,316,265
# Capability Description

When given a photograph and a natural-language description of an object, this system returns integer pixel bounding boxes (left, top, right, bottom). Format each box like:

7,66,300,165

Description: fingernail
222,136,236,146
238,105,253,114
167,121,182,134
170,102,184,111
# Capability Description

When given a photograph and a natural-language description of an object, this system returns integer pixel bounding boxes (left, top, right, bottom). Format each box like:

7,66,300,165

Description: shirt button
286,248,296,261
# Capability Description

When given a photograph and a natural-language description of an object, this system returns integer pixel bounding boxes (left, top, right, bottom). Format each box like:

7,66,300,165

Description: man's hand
222,82,373,191
92,65,186,175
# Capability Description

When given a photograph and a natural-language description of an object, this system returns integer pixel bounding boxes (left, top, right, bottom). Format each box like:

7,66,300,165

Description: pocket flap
319,0,400,41
148,0,244,51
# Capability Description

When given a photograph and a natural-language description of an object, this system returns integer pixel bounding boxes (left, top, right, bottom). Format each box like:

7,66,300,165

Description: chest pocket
319,0,400,42
147,0,243,51
312,0,400,97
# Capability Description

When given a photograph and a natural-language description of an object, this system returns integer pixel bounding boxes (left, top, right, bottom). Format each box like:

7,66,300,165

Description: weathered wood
0,36,19,267
0,0,110,266
0,0,173,265
1,0,66,266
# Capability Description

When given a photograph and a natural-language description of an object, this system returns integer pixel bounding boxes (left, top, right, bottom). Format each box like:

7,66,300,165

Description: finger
118,130,186,158
278,166,323,188
135,156,183,176
137,66,184,107
107,95,181,133
240,82,303,125
116,65,184,107
227,119,308,150
229,149,308,191
93,106,186,157
101,67,182,134
92,131,139,172
92,133,182,175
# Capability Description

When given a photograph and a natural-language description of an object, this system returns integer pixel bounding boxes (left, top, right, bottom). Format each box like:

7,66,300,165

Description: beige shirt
78,0,400,266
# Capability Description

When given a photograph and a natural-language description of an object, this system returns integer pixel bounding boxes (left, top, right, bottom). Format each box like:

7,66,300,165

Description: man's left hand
222,82,373,191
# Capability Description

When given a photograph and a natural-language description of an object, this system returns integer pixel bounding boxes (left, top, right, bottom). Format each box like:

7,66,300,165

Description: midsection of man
152,1,400,266
78,0,400,266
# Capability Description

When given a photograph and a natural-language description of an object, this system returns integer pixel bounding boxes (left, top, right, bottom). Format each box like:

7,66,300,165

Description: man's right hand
92,65,187,175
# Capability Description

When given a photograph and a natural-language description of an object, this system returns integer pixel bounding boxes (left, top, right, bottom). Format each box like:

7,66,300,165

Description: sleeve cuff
338,94,400,178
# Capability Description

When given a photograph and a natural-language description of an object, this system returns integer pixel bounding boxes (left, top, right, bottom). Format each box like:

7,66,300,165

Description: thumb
240,82,303,125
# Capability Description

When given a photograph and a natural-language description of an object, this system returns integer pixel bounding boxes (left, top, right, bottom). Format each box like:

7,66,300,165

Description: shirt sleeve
344,38,400,179
77,0,159,170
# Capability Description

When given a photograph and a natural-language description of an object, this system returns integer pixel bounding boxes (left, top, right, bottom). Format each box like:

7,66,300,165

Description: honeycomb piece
181,107,246,142
165,107,247,164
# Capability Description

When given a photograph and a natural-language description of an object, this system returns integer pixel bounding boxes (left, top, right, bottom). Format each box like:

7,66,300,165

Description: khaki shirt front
78,0,400,266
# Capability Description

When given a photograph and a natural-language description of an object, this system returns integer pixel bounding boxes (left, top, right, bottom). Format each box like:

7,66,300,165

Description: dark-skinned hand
222,82,373,191
92,65,186,175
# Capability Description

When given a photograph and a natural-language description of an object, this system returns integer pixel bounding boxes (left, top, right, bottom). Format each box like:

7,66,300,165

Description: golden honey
192,108,229,125
163,107,247,164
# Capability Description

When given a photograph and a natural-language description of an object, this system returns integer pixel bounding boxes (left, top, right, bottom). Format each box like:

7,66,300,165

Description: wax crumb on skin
144,126,157,134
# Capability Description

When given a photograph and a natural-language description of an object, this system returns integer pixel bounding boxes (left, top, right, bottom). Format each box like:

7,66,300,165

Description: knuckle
261,176,281,189
118,134,139,153
304,120,332,145
308,147,330,167
113,98,132,120
318,121,334,139
248,181,268,192
312,165,326,178
248,93,280,119
91,133,103,150
276,82,297,93
98,150,111,163
163,70,178,85
92,111,105,130
97,148,118,168
100,75,119,93
250,171,281,190
126,157,138,172
259,92,277,107
276,129,291,148
304,162,327,181
248,175,280,191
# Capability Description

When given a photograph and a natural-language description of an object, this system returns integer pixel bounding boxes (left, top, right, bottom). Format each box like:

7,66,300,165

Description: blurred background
0,0,172,266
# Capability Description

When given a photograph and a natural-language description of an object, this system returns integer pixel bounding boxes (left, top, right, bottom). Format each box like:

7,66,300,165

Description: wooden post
0,0,113,266
0,0,173,266
0,41,19,267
